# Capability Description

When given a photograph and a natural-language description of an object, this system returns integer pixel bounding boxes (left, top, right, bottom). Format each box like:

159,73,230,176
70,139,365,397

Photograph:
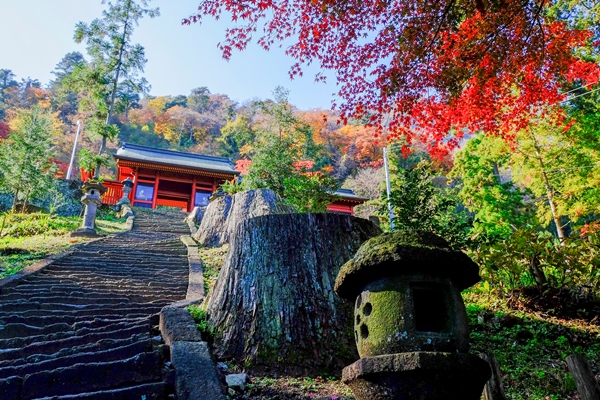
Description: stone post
334,230,491,400
71,181,107,238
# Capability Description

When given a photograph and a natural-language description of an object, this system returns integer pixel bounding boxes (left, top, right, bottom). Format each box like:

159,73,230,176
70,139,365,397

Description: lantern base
70,228,103,238
342,351,491,400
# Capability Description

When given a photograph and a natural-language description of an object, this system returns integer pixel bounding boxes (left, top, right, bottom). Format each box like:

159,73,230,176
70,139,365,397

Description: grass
464,285,600,400
198,244,229,294
231,375,354,399
0,209,127,278
188,304,215,338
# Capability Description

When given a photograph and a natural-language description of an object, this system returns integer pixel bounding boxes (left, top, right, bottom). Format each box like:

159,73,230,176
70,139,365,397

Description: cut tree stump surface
0,208,190,400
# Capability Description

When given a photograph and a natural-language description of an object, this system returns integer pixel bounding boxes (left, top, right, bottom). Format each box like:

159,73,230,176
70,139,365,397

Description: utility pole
383,146,395,231
66,121,82,180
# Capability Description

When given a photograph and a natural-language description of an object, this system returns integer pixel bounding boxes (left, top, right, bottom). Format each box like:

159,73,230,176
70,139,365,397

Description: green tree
0,69,18,119
229,88,339,212
450,135,534,242
386,155,471,249
49,52,86,122
218,114,255,159
187,86,211,113
0,106,59,211
72,0,158,176
511,115,600,241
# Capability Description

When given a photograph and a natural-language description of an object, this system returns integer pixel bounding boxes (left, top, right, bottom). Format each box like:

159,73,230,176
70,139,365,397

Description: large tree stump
193,189,292,247
206,213,382,375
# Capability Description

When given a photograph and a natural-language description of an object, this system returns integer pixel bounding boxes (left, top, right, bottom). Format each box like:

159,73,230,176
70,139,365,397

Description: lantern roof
335,230,481,299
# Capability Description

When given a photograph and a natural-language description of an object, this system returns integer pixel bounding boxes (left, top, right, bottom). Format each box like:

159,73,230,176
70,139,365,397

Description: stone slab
180,235,205,301
70,228,103,238
171,341,225,400
159,306,203,346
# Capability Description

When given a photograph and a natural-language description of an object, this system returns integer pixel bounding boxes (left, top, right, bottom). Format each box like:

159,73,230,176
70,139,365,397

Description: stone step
32,382,168,400
0,315,150,338
21,351,163,399
2,289,185,302
0,337,154,380
36,269,188,280
28,296,131,305
0,307,160,321
8,281,188,292
0,314,152,329
0,322,73,339
0,325,151,361
0,301,164,314
0,320,150,349
0,375,22,400
0,334,150,368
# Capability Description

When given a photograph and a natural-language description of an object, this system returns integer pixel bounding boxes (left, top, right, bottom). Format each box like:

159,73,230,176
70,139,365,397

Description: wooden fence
101,180,123,206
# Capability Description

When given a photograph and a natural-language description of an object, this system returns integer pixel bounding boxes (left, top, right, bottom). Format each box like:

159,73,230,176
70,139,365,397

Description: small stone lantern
71,181,107,238
117,177,134,206
334,231,491,400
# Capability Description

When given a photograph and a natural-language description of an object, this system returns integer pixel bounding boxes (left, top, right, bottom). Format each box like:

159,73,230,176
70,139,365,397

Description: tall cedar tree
73,0,158,177
0,106,58,210
185,1,600,156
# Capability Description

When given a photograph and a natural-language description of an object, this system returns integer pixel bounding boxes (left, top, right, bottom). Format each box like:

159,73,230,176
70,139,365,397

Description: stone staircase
0,208,191,400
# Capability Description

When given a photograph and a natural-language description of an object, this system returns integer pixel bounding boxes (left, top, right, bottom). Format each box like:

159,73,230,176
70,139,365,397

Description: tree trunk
206,213,382,376
95,3,130,180
566,354,600,400
529,253,547,290
21,196,29,214
193,189,293,247
11,188,19,211
528,131,566,242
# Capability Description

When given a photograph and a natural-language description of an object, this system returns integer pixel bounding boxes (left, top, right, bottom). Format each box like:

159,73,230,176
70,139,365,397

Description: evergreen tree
70,0,158,177
0,106,59,211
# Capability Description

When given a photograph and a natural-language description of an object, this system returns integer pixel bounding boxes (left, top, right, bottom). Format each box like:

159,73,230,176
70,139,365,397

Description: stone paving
0,208,191,400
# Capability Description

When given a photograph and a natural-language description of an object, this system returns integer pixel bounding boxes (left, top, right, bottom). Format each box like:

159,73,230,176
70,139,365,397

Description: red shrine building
102,143,366,215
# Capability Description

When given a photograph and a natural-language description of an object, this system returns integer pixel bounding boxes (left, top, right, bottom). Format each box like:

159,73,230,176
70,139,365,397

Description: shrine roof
115,143,239,176
333,188,369,203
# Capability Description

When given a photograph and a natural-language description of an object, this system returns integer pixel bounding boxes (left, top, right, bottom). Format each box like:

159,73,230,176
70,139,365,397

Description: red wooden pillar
130,168,139,203
152,172,159,209
190,177,197,212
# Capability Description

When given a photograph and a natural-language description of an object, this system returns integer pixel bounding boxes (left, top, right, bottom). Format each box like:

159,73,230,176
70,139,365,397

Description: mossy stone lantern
334,231,491,400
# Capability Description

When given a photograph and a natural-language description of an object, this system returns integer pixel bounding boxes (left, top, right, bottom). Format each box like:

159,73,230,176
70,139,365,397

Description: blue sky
1,0,338,110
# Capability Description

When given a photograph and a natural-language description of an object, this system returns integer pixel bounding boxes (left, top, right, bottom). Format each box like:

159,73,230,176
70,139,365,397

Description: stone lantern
71,181,107,238
334,230,491,400
117,177,134,206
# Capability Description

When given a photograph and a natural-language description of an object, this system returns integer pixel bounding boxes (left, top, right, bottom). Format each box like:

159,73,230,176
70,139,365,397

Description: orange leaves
235,158,252,175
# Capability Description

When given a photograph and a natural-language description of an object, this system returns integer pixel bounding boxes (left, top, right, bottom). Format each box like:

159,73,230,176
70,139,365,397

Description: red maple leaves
185,0,600,155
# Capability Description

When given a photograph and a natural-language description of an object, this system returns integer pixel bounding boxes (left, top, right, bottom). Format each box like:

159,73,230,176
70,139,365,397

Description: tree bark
193,189,292,247
206,213,382,375
11,188,19,211
529,253,547,290
566,354,600,400
527,130,566,242
482,353,507,400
